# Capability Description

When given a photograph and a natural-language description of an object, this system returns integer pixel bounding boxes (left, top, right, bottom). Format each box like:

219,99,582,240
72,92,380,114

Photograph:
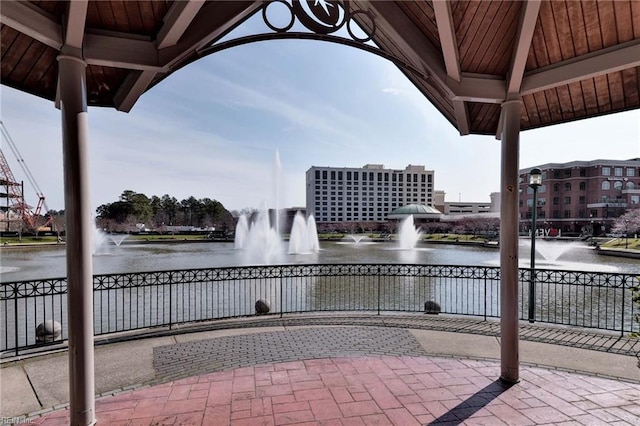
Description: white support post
57,50,96,426
499,98,522,384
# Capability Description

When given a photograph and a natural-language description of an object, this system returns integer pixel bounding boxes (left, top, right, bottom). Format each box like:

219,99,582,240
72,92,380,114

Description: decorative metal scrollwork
263,0,375,43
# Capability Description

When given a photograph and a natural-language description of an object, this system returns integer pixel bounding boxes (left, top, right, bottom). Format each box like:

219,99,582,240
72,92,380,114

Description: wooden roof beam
162,0,262,67
0,0,62,49
83,32,165,71
113,1,260,112
115,0,206,112
114,70,157,112
64,0,88,49
521,40,640,94
367,0,452,97
156,0,206,49
450,74,506,104
506,0,541,95
433,0,469,135
433,0,460,82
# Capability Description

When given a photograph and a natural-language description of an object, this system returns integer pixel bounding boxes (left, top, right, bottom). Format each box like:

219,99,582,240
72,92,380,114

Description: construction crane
0,120,53,232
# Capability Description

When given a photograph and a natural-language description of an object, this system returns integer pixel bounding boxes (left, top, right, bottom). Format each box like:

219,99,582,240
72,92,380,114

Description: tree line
95,190,235,233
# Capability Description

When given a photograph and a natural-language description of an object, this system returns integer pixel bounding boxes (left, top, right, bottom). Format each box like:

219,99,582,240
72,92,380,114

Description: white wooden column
499,98,522,384
57,49,96,426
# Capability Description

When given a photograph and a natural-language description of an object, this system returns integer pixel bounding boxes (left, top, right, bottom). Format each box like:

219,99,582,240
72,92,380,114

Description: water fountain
342,235,371,244
288,211,320,254
93,227,128,255
514,239,618,271
519,239,583,265
233,151,320,263
234,209,284,265
397,215,421,250
234,215,249,249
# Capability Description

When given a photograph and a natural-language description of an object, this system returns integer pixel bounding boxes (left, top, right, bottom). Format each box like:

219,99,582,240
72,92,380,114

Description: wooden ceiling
2,1,639,136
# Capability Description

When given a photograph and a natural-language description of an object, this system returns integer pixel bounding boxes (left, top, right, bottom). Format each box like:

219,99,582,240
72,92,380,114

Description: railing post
621,278,625,337
168,274,173,330
280,266,284,318
377,266,381,315
484,275,487,321
14,287,18,356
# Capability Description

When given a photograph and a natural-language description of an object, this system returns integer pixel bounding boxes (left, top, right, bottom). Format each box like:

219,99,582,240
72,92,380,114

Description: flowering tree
611,208,640,236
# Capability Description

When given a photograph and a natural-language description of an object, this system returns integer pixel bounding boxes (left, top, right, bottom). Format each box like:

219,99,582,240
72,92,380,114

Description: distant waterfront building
434,190,500,216
306,164,434,226
519,158,640,236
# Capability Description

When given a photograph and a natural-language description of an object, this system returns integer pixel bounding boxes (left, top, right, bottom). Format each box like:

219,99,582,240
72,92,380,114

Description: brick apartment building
519,158,640,236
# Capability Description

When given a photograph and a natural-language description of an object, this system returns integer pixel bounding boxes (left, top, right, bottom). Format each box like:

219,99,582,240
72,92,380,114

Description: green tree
160,195,179,225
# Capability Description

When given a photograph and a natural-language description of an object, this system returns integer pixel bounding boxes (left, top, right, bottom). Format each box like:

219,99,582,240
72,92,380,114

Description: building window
579,196,585,204
579,182,586,190
553,183,560,192
564,210,571,218
602,181,610,190
315,170,320,179
580,168,586,177
615,167,623,176
627,182,635,190
602,167,610,176
627,168,636,177
564,182,571,191
564,197,571,204
614,181,623,190
322,170,327,179
564,169,571,177
539,185,546,193
553,197,559,205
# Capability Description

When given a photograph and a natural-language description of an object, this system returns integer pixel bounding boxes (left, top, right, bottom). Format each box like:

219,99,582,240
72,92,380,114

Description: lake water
1,239,637,282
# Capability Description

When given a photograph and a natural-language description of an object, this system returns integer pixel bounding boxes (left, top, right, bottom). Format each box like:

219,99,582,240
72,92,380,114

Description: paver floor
30,355,640,425
25,325,640,425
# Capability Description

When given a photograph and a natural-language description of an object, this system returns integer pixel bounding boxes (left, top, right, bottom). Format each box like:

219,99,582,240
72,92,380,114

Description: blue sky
1,12,639,214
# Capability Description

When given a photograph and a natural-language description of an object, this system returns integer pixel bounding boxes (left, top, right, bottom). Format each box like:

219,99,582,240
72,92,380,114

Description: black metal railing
1,264,638,355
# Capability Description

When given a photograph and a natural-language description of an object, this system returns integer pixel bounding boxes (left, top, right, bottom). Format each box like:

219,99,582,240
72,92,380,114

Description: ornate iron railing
1,264,638,355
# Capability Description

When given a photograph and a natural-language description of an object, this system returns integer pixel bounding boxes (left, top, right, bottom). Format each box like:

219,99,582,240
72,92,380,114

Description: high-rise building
519,158,640,236
306,164,434,224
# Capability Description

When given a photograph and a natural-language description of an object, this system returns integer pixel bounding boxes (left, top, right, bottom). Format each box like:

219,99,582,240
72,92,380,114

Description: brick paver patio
27,325,640,425
30,355,640,425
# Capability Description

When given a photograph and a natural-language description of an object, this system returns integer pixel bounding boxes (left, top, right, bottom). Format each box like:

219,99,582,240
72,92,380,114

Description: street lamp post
624,219,629,249
528,168,542,323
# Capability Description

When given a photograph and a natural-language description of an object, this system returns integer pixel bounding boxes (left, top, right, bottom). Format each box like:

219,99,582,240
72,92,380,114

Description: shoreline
1,237,638,259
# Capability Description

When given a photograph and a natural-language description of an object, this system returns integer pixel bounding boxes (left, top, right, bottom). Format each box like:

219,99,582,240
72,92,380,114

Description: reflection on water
1,240,637,282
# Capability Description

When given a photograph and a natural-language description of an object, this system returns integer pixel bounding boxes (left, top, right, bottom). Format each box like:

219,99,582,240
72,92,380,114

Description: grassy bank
600,237,640,250
2,233,638,251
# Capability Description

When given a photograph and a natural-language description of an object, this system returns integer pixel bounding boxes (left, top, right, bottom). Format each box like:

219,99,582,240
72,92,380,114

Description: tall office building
519,158,640,235
306,164,434,224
